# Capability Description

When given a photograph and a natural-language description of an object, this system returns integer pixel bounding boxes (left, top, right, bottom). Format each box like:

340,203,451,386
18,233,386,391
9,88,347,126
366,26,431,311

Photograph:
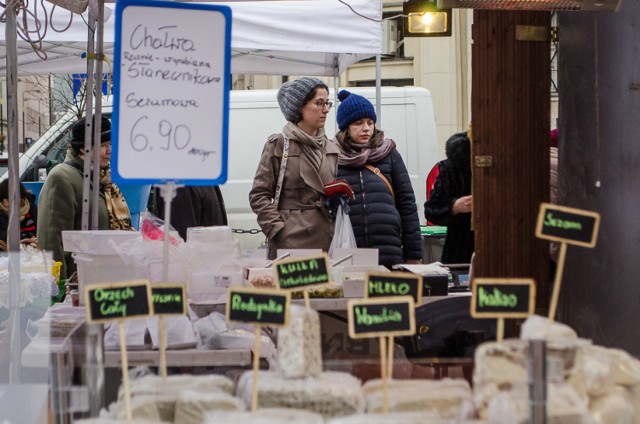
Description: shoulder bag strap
364,164,394,199
273,134,290,208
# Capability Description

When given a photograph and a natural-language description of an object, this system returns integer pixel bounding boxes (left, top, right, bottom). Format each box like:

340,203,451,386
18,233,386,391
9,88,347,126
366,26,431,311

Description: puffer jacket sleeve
424,161,460,226
390,149,422,261
249,136,284,240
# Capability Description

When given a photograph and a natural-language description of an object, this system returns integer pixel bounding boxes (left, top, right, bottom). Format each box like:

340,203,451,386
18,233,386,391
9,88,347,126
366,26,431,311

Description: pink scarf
335,131,396,167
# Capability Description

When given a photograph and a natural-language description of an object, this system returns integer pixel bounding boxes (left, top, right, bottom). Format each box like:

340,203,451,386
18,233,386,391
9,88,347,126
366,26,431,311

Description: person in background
0,180,38,247
333,90,422,268
249,77,339,259
425,131,474,264
37,116,132,279
151,186,228,241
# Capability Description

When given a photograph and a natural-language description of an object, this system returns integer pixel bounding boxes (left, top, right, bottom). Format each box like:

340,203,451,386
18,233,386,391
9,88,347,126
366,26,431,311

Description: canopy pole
85,3,107,417
5,0,22,384
333,55,339,128
82,6,97,230
375,53,382,128
91,0,106,229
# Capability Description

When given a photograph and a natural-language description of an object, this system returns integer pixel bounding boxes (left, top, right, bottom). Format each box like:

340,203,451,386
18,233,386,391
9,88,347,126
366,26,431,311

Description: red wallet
324,179,355,198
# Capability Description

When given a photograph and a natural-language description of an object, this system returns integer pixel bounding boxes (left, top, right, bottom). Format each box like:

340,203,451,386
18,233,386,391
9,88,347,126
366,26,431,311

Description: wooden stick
159,316,167,381
379,336,389,415
497,318,504,343
387,336,394,379
119,321,132,421
548,242,568,321
379,336,386,380
303,290,311,309
251,326,262,413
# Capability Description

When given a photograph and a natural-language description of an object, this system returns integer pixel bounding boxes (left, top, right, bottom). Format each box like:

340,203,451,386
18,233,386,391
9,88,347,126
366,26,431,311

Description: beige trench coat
249,133,339,259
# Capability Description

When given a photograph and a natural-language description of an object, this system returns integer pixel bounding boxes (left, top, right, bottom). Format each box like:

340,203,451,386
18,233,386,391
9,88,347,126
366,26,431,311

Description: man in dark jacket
425,131,474,264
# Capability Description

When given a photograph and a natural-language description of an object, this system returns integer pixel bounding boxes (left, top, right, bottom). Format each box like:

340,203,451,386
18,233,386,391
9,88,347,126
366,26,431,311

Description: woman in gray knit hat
249,77,340,259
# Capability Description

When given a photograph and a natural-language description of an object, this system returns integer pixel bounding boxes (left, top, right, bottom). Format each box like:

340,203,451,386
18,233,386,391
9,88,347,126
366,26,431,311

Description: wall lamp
403,0,453,37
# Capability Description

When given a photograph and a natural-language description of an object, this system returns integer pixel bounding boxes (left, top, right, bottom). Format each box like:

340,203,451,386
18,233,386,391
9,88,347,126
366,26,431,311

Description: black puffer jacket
425,132,474,264
337,147,422,268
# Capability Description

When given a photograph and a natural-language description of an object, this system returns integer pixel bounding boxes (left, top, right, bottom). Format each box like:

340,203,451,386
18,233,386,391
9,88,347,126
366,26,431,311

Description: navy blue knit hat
336,90,377,131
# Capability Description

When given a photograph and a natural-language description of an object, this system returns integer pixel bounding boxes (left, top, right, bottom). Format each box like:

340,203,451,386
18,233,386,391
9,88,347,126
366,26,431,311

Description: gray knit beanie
277,77,326,123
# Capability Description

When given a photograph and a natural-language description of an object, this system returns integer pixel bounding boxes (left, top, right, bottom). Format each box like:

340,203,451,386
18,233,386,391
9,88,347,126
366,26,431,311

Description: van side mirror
23,155,51,182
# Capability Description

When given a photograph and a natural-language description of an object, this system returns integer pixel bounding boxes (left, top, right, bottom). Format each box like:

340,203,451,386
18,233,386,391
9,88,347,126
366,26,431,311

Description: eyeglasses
313,100,333,109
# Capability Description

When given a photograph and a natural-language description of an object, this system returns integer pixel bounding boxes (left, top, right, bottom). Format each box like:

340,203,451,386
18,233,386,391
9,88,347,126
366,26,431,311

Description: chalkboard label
535,202,600,248
365,272,423,305
85,280,152,324
471,278,536,319
226,287,290,327
112,0,232,185
152,284,186,316
275,254,330,291
348,296,416,339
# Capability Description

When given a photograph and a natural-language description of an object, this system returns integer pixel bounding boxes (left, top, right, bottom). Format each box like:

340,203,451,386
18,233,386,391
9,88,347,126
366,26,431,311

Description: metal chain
231,228,262,234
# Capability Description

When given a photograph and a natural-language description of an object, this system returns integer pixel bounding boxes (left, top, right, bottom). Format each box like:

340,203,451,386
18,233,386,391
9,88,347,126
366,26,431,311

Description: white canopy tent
1,0,382,390
1,0,382,76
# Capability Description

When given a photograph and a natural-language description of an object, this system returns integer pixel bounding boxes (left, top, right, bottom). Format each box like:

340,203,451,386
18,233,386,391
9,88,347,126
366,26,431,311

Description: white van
2,87,439,249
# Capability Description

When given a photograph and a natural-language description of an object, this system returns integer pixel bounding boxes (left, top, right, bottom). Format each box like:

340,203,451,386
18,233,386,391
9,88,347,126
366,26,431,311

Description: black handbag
402,295,496,358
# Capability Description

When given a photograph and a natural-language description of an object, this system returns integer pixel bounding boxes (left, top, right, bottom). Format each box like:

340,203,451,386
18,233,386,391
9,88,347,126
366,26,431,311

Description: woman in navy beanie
334,90,422,267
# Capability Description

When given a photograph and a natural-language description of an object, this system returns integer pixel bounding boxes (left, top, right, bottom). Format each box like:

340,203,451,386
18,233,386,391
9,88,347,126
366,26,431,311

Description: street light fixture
403,0,453,37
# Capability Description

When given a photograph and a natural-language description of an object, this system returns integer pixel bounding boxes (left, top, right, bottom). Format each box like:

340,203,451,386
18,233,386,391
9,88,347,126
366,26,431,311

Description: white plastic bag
329,204,357,256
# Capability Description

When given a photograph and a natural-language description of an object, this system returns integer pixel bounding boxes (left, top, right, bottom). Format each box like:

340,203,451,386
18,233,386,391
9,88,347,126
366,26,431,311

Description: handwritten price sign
85,280,152,324
226,287,291,327
112,0,231,185
152,284,186,316
348,296,416,339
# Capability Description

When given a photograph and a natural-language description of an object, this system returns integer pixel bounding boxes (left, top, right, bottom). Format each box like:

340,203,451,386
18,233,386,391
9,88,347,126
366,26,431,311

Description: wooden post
472,10,551,328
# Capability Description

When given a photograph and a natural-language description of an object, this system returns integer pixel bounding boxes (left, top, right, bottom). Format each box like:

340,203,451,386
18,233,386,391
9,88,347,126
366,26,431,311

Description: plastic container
69,289,79,307
421,226,447,264
62,230,141,256
62,230,146,305
72,253,146,305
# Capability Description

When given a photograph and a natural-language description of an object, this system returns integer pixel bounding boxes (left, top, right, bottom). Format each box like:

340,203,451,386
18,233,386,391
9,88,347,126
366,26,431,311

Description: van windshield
21,114,112,182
